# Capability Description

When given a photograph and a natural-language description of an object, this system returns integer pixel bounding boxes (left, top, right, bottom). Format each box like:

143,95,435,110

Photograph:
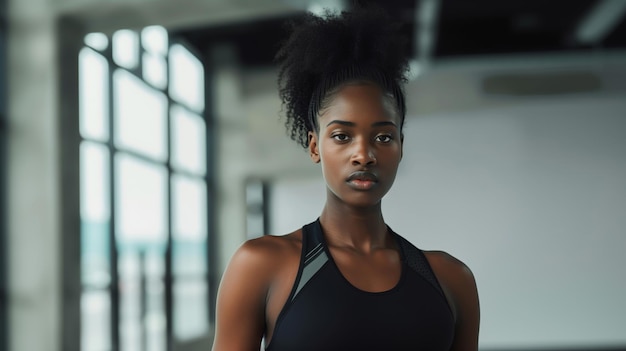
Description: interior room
3,0,626,350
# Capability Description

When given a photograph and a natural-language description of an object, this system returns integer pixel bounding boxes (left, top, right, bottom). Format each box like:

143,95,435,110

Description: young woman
212,8,479,351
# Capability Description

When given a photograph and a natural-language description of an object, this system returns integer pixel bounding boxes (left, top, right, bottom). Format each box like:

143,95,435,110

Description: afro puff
276,6,410,148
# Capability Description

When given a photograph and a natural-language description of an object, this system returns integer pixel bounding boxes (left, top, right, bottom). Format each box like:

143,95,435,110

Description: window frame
59,19,217,351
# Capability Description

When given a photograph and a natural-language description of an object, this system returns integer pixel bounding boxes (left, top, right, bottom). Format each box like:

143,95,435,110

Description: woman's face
308,83,403,208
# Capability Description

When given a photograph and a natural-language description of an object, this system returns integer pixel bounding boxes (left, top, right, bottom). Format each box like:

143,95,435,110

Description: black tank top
266,219,455,351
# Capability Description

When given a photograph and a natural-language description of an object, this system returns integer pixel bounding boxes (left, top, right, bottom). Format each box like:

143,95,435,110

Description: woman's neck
319,200,390,253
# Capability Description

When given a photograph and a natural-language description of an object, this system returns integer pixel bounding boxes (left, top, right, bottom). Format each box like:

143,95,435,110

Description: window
79,26,213,351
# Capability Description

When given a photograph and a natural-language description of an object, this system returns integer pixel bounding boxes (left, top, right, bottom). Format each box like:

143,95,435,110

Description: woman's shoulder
228,230,303,275
213,230,305,350
423,250,480,336
217,230,304,310
240,230,303,255
423,250,474,278
423,250,477,301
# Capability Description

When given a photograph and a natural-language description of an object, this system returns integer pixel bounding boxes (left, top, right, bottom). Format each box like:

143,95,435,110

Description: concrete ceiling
175,0,626,68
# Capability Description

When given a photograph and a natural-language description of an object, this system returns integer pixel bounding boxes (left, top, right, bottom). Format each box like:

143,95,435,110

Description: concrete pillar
211,45,248,275
8,0,61,351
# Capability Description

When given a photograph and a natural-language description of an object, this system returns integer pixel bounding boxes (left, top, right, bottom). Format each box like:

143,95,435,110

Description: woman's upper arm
427,252,480,351
448,260,480,351
212,239,276,351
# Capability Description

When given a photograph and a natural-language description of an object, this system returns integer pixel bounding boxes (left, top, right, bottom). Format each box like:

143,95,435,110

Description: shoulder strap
290,219,329,301
270,219,329,337
394,232,446,298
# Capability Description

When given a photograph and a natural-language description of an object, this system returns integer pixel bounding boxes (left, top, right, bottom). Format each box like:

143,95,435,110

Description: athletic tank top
265,219,455,351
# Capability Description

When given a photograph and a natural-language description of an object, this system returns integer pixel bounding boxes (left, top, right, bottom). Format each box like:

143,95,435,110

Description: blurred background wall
3,0,626,351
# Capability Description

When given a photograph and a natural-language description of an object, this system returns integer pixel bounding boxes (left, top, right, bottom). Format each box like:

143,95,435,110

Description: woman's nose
351,140,376,166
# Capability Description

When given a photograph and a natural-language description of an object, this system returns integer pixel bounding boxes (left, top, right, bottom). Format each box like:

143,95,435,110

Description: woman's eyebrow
371,121,397,128
326,120,397,128
326,120,355,127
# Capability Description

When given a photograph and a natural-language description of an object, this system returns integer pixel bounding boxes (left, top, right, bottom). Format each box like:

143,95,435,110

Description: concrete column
211,45,248,276
8,0,61,351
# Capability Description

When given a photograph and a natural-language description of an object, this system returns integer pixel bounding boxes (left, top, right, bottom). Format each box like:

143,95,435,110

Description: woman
212,7,479,351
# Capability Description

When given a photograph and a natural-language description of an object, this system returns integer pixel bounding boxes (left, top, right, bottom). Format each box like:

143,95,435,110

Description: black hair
276,6,410,148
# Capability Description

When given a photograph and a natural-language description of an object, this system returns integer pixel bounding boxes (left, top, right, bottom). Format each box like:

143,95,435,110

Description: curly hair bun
276,5,410,148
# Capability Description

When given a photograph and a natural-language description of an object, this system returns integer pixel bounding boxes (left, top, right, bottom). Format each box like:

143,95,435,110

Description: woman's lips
346,171,378,190
347,179,377,190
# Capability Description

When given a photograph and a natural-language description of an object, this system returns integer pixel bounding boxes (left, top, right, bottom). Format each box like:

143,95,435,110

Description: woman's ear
308,131,320,163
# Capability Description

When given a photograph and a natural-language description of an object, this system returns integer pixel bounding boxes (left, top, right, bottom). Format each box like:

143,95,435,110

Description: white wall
270,93,626,349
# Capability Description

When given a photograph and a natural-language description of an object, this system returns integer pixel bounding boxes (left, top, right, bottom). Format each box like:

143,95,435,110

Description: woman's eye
332,134,349,142
376,134,393,143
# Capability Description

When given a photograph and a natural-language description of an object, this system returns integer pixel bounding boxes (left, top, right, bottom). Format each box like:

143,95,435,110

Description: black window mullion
105,45,121,351
203,53,217,326
164,35,174,351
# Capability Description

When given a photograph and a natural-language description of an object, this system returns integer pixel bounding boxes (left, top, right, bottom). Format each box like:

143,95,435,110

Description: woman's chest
267,265,455,351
